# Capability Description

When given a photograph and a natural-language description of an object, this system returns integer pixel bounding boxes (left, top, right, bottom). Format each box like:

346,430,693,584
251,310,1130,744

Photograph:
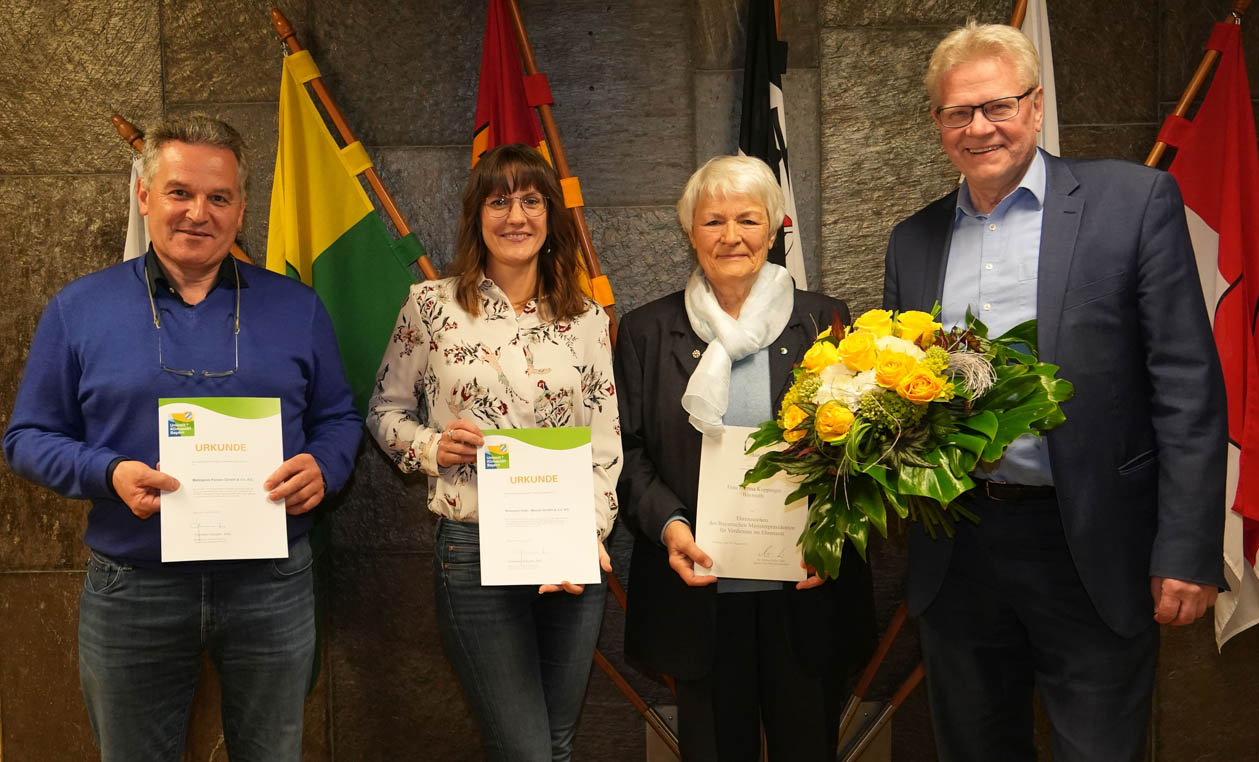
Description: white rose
816,368,877,407
875,334,927,360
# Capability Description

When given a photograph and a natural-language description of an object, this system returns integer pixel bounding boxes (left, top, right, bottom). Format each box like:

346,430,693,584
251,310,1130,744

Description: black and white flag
738,0,807,288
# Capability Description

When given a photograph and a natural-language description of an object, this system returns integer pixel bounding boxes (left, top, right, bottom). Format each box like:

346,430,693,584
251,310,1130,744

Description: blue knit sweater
3,254,362,566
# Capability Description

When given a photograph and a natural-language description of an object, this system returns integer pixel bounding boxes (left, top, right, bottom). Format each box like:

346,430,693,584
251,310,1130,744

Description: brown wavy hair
449,144,585,322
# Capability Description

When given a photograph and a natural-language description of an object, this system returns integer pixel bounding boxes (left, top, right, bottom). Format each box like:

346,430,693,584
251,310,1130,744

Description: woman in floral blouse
367,143,621,762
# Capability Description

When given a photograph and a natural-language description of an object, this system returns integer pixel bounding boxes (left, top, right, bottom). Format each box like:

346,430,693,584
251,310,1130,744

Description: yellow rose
897,366,947,405
874,351,918,389
780,404,809,443
837,332,877,372
817,327,833,340
896,310,942,347
852,309,894,337
814,401,855,443
801,341,840,373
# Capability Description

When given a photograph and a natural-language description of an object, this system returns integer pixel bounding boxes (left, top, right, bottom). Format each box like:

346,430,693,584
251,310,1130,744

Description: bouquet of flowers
743,307,1074,579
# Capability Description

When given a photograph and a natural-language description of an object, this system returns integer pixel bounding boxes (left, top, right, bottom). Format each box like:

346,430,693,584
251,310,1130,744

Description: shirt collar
144,246,247,301
956,148,1047,220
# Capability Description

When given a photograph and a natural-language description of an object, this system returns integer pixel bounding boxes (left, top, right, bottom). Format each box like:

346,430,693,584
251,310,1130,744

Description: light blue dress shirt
941,149,1053,486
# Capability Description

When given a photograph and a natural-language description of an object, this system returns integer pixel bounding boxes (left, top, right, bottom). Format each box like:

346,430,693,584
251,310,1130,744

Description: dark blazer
614,289,876,680
884,153,1227,638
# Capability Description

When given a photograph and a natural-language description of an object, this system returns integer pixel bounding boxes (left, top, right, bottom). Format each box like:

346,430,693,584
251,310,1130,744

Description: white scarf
682,263,795,435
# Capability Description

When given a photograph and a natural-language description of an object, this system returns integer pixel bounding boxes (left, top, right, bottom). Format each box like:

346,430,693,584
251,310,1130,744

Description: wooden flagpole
1145,0,1251,167
112,114,251,263
270,7,439,281
502,0,618,340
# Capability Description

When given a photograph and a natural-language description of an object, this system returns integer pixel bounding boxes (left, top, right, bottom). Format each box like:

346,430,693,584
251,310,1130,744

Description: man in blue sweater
3,115,362,761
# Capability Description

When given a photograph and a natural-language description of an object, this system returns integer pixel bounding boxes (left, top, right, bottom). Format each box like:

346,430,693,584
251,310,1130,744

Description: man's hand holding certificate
695,425,808,582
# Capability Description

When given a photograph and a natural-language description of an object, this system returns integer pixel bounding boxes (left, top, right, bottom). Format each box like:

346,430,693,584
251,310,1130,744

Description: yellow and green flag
266,50,422,414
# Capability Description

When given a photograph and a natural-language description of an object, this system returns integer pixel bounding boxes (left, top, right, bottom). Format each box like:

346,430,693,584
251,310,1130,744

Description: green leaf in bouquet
741,451,785,487
979,404,1059,461
744,419,789,455
897,449,972,506
837,473,886,541
992,319,1039,355
800,497,850,575
962,307,990,339
785,476,833,506
858,464,910,522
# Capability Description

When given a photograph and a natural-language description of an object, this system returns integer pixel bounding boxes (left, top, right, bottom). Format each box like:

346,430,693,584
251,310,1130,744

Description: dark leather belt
975,479,1056,502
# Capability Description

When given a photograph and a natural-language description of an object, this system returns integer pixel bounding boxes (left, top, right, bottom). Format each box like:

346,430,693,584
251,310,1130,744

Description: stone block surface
585,206,693,319
694,69,743,163
0,572,95,759
784,67,823,290
782,0,821,69
325,547,481,760
821,0,1007,27
370,145,471,276
0,1,162,174
163,0,309,105
1155,617,1259,761
1048,0,1158,125
820,28,957,313
0,174,126,570
1159,0,1259,102
520,0,693,207
1059,124,1160,165
694,0,746,71
306,0,483,147
330,442,432,554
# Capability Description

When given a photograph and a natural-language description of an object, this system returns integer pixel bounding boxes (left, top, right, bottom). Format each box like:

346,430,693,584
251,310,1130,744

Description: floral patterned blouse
367,276,621,539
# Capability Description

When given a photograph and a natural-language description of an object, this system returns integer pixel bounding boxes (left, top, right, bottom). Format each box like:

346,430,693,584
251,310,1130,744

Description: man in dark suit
883,21,1227,762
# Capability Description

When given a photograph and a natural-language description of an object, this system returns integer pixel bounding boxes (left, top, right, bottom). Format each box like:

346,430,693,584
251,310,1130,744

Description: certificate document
695,425,808,582
476,427,599,586
157,397,288,562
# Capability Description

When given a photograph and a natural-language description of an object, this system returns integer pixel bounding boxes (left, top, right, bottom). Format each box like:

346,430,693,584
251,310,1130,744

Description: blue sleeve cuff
660,511,691,545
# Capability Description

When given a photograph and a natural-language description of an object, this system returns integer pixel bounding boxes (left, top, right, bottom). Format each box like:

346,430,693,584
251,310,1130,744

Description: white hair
676,155,784,235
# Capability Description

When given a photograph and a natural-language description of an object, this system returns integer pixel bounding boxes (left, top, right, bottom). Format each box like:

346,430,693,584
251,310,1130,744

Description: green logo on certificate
167,411,195,437
483,443,510,470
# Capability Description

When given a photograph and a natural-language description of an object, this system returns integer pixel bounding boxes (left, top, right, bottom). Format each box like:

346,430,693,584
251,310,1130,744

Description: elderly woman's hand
539,539,612,595
663,521,718,587
796,560,828,591
436,418,484,468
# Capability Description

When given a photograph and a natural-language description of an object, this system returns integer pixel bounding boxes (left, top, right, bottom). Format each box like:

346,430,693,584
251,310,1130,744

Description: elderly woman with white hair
614,155,876,761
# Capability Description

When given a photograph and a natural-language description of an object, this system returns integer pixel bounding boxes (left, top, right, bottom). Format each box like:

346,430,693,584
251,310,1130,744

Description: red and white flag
1164,21,1259,648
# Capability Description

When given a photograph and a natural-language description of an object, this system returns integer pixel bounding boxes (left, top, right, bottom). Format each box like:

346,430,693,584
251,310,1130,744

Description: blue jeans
433,519,606,762
78,536,316,762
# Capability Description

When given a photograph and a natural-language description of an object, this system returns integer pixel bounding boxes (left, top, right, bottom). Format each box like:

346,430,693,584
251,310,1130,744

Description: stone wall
1,0,1257,760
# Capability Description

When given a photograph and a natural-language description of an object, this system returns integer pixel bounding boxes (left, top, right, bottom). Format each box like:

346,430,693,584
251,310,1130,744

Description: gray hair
925,21,1040,107
140,115,248,198
676,155,784,236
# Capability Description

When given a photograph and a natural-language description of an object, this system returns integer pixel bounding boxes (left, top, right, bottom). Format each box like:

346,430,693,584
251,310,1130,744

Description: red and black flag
472,0,548,166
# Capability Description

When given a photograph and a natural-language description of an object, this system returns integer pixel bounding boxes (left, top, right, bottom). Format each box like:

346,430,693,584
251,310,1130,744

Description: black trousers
674,589,843,762
917,492,1159,762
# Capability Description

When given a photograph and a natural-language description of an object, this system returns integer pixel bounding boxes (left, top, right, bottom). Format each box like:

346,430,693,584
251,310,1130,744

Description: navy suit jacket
614,289,875,680
883,153,1227,637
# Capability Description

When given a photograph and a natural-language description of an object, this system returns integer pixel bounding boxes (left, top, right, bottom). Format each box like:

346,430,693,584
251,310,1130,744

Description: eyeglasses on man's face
935,87,1036,129
483,193,548,218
